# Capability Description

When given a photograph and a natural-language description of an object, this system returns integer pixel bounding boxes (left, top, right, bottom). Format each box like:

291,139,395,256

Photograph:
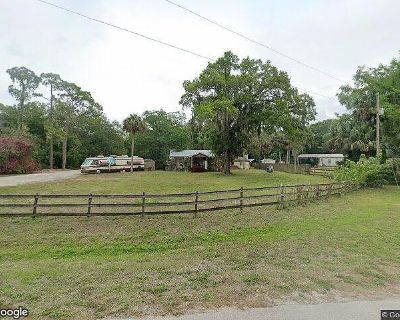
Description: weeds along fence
253,163,310,174
253,163,336,178
307,166,336,177
0,182,356,218
252,163,337,178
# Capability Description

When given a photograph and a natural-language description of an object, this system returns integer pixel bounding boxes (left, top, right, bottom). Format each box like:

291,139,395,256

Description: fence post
32,193,39,218
194,191,199,217
336,183,340,196
279,184,285,209
316,184,320,198
141,192,146,216
296,185,301,203
87,193,93,217
240,187,244,214
339,183,344,196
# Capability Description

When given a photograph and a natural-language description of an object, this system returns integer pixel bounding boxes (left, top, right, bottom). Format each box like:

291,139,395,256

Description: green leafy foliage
307,54,400,164
134,110,190,169
1,67,126,169
122,113,147,171
6,67,40,131
306,114,375,161
2,57,316,171
335,155,396,187
181,51,315,173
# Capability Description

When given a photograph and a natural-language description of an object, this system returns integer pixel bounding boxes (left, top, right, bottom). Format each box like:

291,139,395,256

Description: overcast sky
1,0,399,122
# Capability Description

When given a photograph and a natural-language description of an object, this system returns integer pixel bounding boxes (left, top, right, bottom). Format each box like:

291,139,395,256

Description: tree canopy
122,113,147,172
1,66,126,169
308,54,400,161
7,67,40,131
5,53,398,172
181,51,315,173
134,110,190,169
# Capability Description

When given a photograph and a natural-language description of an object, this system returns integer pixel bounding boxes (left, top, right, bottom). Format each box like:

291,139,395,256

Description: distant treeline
1,52,399,173
305,55,400,160
0,67,190,170
0,52,317,172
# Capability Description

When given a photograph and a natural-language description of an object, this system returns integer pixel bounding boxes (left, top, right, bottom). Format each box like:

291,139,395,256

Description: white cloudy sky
1,0,399,122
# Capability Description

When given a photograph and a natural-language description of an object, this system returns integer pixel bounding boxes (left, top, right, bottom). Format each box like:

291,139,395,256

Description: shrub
335,155,395,187
0,136,39,174
390,158,400,184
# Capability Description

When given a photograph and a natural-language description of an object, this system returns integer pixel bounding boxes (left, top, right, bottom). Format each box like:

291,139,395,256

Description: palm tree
122,113,147,173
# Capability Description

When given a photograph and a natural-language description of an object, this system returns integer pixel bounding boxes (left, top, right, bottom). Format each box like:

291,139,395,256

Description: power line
297,87,337,101
34,0,214,62
32,0,338,101
162,0,346,83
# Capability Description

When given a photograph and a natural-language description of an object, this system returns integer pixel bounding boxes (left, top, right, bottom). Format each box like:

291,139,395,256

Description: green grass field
0,171,399,319
0,169,327,194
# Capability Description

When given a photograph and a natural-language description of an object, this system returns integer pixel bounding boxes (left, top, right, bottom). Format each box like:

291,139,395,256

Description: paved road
123,299,400,320
0,170,81,187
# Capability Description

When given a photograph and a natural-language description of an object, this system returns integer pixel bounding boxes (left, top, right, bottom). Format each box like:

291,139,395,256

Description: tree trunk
19,103,24,131
49,138,54,169
286,149,290,164
130,134,135,173
18,102,24,131
62,134,67,169
18,85,26,131
223,149,231,175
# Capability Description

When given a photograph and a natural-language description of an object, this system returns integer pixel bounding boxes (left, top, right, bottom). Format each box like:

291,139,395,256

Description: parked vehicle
80,155,144,173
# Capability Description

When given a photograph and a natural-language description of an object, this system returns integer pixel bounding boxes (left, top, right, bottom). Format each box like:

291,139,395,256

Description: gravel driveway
0,170,81,187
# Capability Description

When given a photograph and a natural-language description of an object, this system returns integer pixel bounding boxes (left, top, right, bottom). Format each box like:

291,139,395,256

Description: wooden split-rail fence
306,166,336,177
252,163,337,177
0,182,355,217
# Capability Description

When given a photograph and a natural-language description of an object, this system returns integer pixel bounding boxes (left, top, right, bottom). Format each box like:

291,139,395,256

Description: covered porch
168,150,214,172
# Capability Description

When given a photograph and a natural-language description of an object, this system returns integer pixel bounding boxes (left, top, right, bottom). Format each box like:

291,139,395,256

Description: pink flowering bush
0,136,38,174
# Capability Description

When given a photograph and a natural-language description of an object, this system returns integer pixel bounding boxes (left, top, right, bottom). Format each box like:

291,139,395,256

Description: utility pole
376,92,380,157
49,83,54,169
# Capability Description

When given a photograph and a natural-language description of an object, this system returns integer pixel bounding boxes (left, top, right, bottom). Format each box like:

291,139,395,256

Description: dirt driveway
0,170,81,187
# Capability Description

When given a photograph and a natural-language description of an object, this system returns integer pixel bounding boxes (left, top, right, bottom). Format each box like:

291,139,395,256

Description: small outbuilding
233,154,254,170
261,158,276,164
168,150,215,172
298,153,345,167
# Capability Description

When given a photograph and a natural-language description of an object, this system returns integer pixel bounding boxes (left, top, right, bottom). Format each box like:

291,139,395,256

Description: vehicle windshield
82,159,93,166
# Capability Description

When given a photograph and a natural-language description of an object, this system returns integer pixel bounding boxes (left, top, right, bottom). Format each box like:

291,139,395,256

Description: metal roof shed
169,150,215,158
298,153,345,167
169,150,215,172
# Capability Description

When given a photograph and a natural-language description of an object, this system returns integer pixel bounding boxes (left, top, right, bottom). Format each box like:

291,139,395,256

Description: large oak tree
181,51,315,173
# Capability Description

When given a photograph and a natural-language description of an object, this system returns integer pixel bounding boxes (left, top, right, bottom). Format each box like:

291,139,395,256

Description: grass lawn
0,172,399,319
0,169,327,194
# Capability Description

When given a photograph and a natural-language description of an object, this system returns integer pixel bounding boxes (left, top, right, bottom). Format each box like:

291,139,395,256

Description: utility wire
32,0,338,101
297,87,337,100
34,0,214,61
163,0,346,83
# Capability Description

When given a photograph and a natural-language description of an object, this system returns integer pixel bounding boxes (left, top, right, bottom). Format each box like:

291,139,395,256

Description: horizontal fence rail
306,166,336,177
253,163,337,177
0,182,356,217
